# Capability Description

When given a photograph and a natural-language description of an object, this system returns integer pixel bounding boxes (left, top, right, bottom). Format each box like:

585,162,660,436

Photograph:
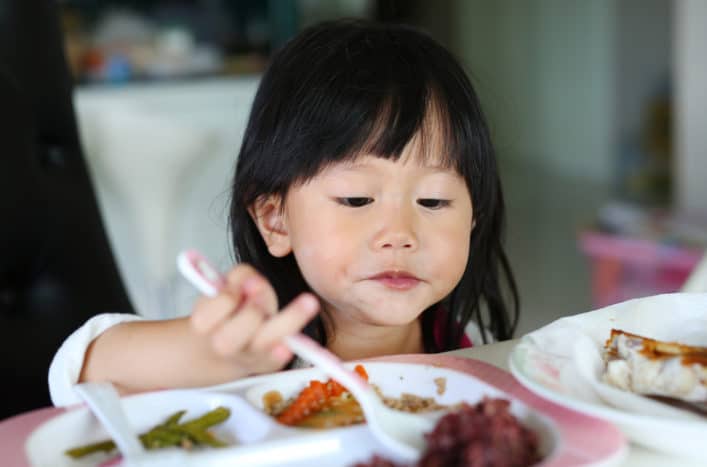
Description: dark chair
0,0,134,419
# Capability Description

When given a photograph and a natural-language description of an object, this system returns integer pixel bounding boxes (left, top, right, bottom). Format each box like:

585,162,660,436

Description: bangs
344,87,460,171
239,20,485,203
271,23,467,186
292,74,462,181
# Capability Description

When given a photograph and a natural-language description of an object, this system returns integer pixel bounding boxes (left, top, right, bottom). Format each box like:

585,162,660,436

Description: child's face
258,148,474,329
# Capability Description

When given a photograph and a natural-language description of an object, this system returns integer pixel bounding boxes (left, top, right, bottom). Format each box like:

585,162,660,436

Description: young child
49,19,519,406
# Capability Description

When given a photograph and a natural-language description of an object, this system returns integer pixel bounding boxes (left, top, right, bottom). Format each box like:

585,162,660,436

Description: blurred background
57,0,707,336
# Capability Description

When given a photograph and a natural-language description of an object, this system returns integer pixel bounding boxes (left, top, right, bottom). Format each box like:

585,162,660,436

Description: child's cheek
292,243,332,284
449,238,470,286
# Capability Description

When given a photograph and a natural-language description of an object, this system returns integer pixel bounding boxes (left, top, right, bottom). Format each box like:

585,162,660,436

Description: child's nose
372,207,418,251
377,233,417,250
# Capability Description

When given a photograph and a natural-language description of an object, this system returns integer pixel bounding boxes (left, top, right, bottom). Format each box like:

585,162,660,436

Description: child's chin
365,303,430,326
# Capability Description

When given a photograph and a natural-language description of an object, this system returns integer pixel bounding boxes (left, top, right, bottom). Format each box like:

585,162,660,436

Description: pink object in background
579,231,703,307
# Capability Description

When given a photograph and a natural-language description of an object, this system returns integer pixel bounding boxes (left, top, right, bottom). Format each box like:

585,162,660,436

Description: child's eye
336,197,374,207
417,199,451,209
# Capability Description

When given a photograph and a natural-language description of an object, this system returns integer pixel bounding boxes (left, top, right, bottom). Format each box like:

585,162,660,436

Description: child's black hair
230,19,519,351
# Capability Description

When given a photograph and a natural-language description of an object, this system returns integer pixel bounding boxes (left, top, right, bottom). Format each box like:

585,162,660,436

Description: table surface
1,339,698,467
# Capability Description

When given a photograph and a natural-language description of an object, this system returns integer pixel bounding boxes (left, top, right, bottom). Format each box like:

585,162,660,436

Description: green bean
181,407,230,430
160,410,187,427
141,426,185,449
65,440,116,458
65,406,231,459
176,425,229,447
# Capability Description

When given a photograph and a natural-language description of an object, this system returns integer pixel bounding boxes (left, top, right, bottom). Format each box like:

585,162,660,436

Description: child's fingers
238,343,294,374
222,263,261,293
210,303,267,357
269,343,293,363
191,294,240,335
191,264,277,334
247,293,320,353
239,274,279,316
223,265,278,313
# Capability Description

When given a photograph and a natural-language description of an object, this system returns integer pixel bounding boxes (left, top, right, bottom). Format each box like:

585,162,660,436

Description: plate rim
509,336,707,430
366,354,627,467
26,355,627,467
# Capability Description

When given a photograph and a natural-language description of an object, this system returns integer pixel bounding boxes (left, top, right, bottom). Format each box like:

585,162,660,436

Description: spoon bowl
284,333,435,461
177,250,435,462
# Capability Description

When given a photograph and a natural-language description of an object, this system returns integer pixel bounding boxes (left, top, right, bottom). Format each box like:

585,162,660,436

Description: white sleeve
48,313,144,407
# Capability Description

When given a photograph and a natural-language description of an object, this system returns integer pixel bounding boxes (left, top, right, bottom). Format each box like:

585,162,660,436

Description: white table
449,340,700,467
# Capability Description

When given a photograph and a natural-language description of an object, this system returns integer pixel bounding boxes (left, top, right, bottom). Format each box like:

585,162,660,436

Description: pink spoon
177,250,434,462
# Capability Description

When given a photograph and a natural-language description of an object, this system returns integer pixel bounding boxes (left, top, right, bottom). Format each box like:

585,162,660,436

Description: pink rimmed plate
376,355,627,467
25,355,627,467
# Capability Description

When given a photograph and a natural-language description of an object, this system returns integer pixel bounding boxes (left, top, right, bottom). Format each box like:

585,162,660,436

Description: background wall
675,0,707,220
452,0,615,183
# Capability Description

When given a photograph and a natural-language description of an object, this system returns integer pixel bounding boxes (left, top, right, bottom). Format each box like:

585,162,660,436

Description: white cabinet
74,77,260,318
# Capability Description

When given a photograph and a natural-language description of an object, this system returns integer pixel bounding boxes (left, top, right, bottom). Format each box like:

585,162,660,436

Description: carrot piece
275,365,369,426
326,380,346,397
276,380,328,425
326,364,368,397
353,364,368,381
308,380,327,405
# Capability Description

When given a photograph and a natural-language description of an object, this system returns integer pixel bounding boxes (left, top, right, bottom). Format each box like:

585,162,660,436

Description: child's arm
78,264,319,394
49,313,144,406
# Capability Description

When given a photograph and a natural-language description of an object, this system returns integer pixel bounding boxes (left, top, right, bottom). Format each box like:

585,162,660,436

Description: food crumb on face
433,377,447,395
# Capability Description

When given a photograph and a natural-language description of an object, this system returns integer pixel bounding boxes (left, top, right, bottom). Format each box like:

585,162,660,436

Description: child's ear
248,195,292,257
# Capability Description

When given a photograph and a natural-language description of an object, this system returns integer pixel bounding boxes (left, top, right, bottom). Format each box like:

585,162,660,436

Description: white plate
509,292,707,461
26,357,627,467
25,390,277,467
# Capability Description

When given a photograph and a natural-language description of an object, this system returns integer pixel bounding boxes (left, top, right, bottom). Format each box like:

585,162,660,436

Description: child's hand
189,264,319,375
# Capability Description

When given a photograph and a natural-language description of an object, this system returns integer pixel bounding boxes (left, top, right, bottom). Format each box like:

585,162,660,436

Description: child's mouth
369,271,421,290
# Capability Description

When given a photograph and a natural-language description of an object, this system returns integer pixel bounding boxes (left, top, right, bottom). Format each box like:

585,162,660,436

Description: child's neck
325,318,424,361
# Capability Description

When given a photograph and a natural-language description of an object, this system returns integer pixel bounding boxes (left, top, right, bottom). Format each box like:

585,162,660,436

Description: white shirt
48,313,143,406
